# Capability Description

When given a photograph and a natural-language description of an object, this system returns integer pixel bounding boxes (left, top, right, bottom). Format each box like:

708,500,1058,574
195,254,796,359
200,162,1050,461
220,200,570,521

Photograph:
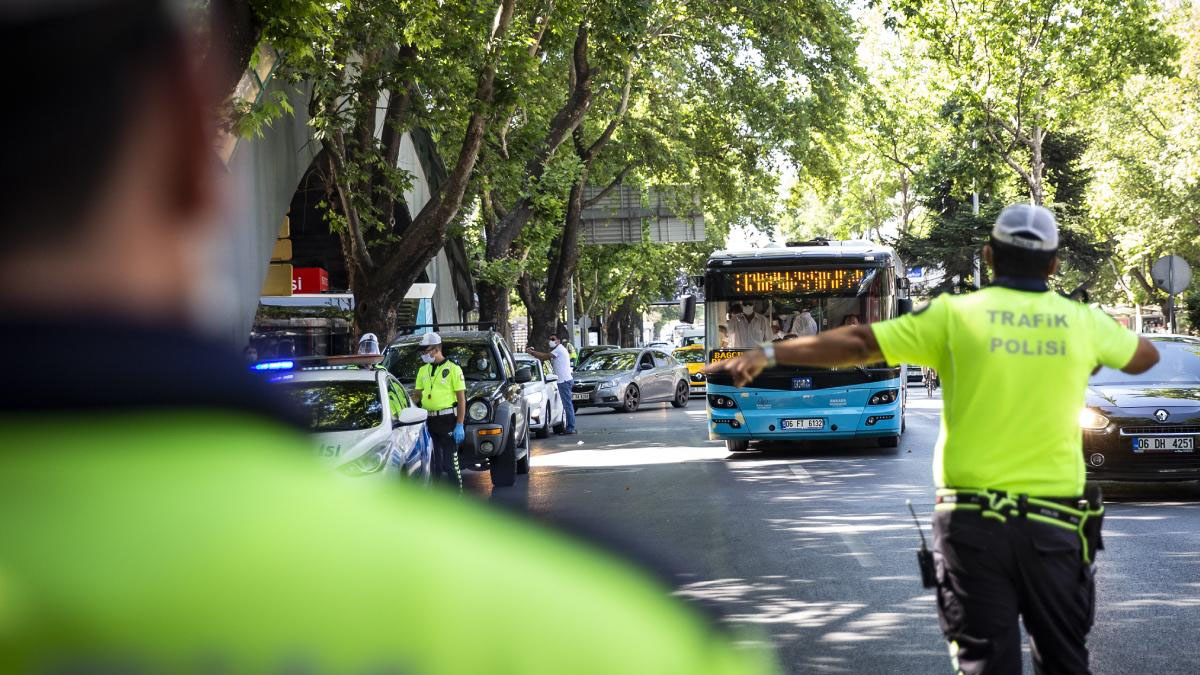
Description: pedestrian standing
411,332,465,491
708,204,1160,675
526,334,577,435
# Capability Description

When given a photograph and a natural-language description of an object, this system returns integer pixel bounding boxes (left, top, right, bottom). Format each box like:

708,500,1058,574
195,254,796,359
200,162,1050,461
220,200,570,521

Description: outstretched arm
525,346,553,360
705,325,882,387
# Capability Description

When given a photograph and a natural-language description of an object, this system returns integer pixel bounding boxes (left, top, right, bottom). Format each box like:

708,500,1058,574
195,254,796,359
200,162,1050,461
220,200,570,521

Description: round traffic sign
1151,255,1192,295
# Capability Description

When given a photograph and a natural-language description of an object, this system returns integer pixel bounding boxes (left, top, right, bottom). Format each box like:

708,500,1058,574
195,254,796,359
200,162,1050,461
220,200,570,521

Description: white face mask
742,306,755,316
548,340,558,348
475,359,488,370
420,353,435,364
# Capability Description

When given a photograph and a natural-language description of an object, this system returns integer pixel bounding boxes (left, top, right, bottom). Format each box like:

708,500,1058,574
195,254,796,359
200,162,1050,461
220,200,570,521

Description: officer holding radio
708,204,1160,674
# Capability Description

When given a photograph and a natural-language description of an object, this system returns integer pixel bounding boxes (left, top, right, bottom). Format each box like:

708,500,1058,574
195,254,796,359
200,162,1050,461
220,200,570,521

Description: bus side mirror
898,299,913,316
679,294,697,325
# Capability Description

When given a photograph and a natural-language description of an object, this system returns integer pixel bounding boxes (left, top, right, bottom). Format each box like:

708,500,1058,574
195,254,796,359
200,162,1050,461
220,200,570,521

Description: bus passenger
790,307,818,337
729,302,771,348
841,315,861,327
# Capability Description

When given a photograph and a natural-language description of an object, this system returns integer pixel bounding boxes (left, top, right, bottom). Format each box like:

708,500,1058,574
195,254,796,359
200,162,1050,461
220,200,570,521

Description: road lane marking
787,462,879,568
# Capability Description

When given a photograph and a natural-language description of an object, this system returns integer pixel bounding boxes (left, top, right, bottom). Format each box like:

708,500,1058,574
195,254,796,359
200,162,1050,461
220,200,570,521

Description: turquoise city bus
704,241,912,451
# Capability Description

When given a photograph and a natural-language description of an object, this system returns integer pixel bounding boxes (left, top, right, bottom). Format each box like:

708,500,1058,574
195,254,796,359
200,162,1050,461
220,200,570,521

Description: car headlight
597,380,617,390
1079,408,1110,430
468,400,490,422
339,442,390,477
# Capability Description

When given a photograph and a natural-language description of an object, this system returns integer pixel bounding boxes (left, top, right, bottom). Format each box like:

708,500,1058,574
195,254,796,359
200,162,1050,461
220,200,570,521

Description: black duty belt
935,487,1105,564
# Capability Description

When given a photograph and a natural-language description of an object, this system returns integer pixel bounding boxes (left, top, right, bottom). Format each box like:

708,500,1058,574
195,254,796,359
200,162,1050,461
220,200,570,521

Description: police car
255,357,433,482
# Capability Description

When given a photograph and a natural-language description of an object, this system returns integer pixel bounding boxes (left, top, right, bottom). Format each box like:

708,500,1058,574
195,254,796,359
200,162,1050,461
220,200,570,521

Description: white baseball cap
992,204,1059,252
418,332,442,347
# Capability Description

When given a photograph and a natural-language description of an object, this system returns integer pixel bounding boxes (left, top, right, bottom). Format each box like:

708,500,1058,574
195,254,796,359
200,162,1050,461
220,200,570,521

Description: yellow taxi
674,344,707,396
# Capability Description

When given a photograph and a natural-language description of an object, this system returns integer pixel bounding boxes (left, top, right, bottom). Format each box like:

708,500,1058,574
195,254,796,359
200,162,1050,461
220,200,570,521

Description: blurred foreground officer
0,2,775,673
412,332,465,491
709,204,1159,675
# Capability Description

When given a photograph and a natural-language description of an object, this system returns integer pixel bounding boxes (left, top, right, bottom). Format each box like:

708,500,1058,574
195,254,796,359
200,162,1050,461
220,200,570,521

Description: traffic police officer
0,2,777,672
412,332,466,491
709,204,1159,674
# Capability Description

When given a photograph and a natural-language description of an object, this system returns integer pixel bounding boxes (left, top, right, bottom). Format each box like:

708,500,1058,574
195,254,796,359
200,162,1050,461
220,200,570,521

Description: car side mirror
396,407,428,426
514,366,533,383
898,298,914,316
639,363,654,371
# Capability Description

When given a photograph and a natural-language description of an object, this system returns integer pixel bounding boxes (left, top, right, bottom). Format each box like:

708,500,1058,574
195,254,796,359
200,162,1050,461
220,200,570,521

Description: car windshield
674,349,704,363
1091,340,1200,385
277,381,383,432
385,341,499,381
517,359,542,379
577,352,636,371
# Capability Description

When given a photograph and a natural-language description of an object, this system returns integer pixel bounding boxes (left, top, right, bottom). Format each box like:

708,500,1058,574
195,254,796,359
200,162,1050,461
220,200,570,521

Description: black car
383,330,532,487
1081,336,1200,481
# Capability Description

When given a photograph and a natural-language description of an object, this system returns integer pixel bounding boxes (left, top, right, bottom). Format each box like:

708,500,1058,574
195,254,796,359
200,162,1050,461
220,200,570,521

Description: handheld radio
907,500,937,589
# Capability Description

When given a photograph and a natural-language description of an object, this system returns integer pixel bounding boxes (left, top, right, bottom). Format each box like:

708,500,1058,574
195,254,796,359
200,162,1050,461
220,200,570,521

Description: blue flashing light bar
253,360,295,371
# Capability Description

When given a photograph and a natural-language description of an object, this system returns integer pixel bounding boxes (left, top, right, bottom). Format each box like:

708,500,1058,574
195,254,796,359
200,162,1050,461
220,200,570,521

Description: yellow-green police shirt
415,359,465,411
872,287,1139,496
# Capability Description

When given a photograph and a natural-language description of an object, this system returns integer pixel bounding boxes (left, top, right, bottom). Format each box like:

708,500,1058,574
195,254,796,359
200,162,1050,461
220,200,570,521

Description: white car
516,354,566,438
260,359,432,482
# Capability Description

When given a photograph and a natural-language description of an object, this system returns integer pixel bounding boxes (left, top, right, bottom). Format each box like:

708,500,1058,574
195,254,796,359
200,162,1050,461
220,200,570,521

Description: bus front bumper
707,404,902,440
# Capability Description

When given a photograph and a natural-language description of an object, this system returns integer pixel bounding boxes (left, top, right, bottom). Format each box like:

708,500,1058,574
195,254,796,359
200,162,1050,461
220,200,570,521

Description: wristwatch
758,341,777,368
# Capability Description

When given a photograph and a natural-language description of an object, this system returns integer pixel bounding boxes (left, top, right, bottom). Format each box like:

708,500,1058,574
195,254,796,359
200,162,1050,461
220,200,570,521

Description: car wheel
490,427,517,487
878,435,900,449
535,405,551,439
622,385,641,412
725,439,750,452
671,381,689,408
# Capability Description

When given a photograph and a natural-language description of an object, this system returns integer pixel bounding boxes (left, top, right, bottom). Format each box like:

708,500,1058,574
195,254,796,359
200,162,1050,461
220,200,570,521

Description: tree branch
583,163,637,208
583,58,634,161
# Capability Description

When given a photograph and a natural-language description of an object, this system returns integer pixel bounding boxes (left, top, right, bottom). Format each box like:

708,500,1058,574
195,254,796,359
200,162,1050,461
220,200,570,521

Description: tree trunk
476,280,512,341
352,285,398,345
1029,125,1046,205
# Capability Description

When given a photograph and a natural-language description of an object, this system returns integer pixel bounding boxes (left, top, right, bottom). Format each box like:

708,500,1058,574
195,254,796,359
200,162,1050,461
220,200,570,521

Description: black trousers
425,413,462,492
934,509,1095,675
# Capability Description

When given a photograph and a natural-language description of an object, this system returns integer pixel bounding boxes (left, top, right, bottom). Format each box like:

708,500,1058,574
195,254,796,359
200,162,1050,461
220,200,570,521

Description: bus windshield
708,267,889,349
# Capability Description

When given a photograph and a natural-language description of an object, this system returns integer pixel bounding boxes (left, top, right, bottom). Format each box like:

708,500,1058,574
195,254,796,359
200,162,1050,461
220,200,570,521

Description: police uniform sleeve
1087,305,1140,370
869,295,950,368
415,364,428,392
449,363,465,392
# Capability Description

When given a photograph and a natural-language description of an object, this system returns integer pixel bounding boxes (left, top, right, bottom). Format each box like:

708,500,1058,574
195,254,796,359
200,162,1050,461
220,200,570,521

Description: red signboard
292,267,329,293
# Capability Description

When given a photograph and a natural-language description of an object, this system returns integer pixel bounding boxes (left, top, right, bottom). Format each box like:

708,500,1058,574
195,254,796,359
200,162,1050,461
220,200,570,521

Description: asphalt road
465,388,1200,674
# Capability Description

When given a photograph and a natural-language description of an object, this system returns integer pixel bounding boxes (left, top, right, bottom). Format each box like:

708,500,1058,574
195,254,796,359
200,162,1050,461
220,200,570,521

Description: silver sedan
570,348,691,413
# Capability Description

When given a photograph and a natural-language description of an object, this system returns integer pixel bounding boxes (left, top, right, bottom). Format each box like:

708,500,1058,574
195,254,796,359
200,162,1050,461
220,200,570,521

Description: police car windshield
1091,340,1200,385
578,352,636,371
277,381,383,432
385,341,499,381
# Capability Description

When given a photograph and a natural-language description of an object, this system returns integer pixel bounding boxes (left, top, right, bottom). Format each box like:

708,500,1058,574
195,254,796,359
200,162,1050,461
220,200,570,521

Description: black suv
383,330,532,487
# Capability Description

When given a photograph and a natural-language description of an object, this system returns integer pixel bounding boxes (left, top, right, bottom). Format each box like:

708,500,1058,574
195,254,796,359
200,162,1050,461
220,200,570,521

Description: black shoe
562,429,577,435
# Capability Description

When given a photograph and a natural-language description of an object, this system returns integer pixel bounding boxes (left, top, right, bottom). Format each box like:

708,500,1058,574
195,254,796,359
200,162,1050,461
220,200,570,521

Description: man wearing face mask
728,302,771,348
526,333,577,435
412,332,466,490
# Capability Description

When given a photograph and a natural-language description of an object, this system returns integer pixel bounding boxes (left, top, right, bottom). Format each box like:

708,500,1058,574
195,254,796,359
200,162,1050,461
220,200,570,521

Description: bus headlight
708,394,737,409
468,400,490,422
868,389,899,405
1079,408,1109,430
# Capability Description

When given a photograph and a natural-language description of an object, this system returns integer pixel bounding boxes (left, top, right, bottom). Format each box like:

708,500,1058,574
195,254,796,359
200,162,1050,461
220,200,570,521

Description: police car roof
273,368,383,383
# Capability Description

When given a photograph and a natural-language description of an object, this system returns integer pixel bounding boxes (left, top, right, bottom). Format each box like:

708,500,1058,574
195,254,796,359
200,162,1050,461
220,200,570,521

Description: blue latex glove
452,423,465,445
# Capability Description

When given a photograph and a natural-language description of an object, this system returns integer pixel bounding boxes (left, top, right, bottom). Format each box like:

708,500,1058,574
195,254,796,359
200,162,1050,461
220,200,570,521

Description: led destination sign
730,268,868,295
